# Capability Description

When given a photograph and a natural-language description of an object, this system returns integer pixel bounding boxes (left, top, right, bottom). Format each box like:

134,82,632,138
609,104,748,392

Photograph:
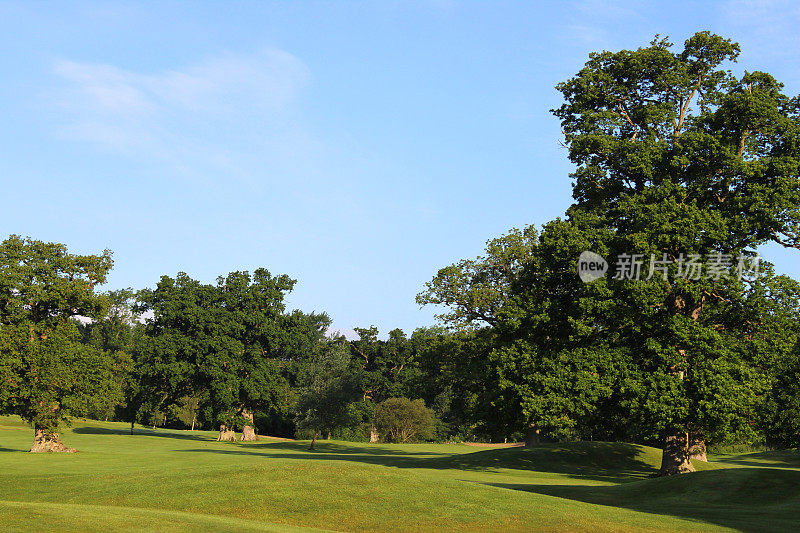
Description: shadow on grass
177,440,657,483
278,440,449,455
713,450,800,469
426,442,657,482
72,426,214,442
219,439,453,458
483,467,800,533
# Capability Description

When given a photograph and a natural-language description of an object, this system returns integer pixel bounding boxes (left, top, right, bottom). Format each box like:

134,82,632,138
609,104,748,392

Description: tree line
0,242,487,450
1,31,800,476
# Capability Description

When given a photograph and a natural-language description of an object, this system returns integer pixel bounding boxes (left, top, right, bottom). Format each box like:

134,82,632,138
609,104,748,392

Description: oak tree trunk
659,432,696,475
240,411,257,441
689,435,708,462
525,424,540,447
240,425,257,441
216,424,237,442
30,427,76,453
369,425,379,443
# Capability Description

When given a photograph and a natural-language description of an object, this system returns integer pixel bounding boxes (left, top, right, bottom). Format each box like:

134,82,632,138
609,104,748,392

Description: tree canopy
419,31,800,474
135,269,330,439
0,235,121,451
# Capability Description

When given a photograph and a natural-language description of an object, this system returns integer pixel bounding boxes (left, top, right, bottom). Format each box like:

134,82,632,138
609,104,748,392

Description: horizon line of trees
1,232,799,457
1,31,800,477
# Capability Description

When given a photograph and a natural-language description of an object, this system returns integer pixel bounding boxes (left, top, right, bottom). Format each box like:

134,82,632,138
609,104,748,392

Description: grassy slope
1,416,798,532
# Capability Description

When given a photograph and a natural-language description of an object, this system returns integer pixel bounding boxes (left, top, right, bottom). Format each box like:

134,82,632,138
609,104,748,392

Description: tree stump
217,424,237,442
240,410,257,441
240,425,257,441
30,428,76,453
689,437,708,462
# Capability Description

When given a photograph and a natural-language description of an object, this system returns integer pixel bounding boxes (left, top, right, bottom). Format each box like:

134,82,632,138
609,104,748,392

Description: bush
374,398,436,443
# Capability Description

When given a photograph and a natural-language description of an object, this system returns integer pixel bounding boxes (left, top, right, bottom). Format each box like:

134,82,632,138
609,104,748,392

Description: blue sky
1,1,799,337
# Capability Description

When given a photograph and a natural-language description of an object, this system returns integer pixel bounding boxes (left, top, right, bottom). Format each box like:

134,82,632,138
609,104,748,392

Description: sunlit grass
1,416,798,532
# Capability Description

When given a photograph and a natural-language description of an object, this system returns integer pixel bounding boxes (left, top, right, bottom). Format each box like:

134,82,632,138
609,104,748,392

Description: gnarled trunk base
689,436,707,462
30,428,76,453
216,424,237,442
659,432,696,476
240,425,257,441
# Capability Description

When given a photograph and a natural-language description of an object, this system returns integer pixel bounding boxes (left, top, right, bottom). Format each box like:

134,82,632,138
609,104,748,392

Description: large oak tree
419,32,800,474
552,31,800,474
0,235,121,452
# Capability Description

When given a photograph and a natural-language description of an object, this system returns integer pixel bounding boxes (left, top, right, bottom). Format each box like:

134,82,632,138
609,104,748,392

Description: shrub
374,398,436,443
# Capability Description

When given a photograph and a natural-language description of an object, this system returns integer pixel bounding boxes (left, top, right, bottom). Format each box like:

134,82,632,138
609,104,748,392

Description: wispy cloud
49,49,311,174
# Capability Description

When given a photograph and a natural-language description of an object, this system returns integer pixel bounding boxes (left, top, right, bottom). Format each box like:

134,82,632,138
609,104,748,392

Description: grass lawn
1,416,798,532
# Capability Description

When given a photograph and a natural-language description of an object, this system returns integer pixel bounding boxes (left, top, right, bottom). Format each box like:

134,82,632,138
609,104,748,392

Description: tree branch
771,228,800,250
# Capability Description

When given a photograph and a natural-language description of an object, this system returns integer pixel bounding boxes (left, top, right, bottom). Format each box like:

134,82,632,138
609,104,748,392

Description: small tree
374,397,435,443
295,339,353,449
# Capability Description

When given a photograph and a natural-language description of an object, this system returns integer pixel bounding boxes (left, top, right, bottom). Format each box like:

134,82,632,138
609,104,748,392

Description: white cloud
55,61,154,113
50,49,311,163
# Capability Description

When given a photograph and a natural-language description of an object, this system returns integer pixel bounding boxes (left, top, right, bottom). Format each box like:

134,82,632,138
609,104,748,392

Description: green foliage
0,235,120,433
295,338,355,438
549,32,800,450
373,397,436,443
348,326,424,404
77,288,139,421
417,32,800,458
765,339,800,447
416,226,538,330
135,269,329,432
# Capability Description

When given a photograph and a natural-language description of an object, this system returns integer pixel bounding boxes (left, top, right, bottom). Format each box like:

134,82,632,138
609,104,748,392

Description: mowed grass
1,416,798,532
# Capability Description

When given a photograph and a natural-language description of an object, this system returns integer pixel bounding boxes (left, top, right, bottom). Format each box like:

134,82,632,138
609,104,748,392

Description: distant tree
418,223,617,445
410,326,516,442
348,326,428,441
768,342,800,448
416,226,538,330
743,273,800,447
0,235,120,452
80,289,137,352
136,269,329,441
295,338,354,449
78,288,138,422
373,397,435,443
